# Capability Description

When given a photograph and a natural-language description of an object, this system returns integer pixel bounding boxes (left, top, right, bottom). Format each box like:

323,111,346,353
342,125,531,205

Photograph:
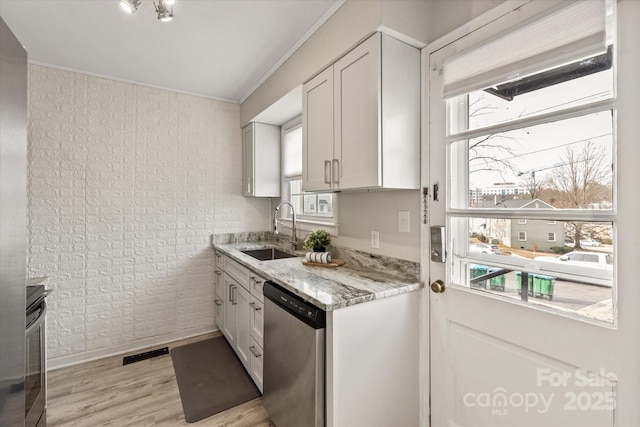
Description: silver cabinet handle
247,177,252,194
249,302,262,311
230,285,234,304
232,286,238,305
249,345,262,358
214,299,222,306
324,160,331,184
333,159,340,184
250,276,263,285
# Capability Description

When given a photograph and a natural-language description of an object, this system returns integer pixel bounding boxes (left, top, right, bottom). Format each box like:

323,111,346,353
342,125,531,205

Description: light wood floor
47,332,273,426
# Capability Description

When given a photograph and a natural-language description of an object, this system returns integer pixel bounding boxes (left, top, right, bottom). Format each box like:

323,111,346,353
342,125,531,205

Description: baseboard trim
48,326,218,370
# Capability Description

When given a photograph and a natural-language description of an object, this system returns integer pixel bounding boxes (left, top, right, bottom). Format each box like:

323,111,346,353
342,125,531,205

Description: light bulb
120,0,141,14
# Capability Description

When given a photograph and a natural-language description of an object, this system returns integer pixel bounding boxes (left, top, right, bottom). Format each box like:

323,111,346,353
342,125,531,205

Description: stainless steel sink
241,248,297,261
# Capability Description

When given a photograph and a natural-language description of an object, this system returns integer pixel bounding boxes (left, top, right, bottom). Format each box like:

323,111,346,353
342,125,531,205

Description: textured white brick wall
27,65,270,361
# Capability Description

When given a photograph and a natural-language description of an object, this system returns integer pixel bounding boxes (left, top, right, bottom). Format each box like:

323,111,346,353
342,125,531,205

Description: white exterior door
426,1,640,426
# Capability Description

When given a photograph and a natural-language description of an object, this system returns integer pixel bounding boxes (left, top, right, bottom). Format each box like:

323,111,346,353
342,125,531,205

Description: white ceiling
0,0,341,102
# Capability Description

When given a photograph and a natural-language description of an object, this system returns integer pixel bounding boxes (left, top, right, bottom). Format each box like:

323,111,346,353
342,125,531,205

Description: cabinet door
334,33,381,189
223,274,238,348
243,123,281,197
214,270,224,330
242,124,255,196
236,285,252,371
303,66,334,192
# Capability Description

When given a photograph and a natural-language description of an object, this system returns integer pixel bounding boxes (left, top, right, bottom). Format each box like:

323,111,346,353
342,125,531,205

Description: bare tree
467,96,526,179
519,170,544,200
544,141,612,249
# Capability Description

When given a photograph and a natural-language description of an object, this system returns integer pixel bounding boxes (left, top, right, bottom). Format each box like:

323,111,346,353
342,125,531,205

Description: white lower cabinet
215,251,265,393
236,284,252,371
222,273,238,348
214,270,224,329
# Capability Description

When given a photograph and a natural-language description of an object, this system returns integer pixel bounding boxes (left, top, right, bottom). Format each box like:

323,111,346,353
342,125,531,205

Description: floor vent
123,347,169,365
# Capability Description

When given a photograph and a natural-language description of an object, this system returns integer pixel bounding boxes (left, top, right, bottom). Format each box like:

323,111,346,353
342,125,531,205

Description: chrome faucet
274,201,297,251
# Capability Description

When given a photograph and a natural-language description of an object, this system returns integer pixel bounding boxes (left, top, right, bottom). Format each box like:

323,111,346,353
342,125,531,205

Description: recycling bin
488,267,506,291
516,271,534,296
470,264,488,289
533,275,555,300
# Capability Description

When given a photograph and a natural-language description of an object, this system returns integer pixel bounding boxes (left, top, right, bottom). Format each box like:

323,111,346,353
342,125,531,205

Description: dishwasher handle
263,281,326,329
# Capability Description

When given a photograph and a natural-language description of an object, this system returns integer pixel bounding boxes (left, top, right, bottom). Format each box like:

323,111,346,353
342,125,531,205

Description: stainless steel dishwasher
263,281,325,427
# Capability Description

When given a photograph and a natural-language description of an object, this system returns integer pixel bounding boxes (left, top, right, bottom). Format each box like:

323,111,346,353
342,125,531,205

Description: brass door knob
430,280,446,293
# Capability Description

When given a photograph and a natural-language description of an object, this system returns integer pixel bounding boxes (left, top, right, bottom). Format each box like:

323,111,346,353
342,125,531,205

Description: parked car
579,239,602,247
534,251,612,270
469,243,501,255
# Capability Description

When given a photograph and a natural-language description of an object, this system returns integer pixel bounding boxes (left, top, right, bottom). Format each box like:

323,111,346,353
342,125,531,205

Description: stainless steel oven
25,286,48,427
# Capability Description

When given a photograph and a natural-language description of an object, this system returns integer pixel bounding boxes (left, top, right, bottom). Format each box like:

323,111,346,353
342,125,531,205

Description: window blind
283,125,302,178
442,0,607,98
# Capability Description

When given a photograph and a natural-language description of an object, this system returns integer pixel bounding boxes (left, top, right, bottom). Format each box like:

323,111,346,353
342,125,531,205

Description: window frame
279,116,338,234
432,0,617,325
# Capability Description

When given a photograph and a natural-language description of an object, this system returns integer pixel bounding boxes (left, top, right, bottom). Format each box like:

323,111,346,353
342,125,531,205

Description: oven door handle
26,302,47,335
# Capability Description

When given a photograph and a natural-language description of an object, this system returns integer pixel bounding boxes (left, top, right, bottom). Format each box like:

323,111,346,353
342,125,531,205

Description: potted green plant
303,230,331,252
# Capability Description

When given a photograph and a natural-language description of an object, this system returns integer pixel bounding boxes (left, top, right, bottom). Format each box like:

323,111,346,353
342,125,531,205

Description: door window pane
448,48,613,134
456,216,614,323
452,111,614,211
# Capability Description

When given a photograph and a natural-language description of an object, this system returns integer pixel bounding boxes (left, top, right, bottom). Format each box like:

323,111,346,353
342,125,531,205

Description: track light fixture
154,0,174,22
119,0,175,22
120,0,141,14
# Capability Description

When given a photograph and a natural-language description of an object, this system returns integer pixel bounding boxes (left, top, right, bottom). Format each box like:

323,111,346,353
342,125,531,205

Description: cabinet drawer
214,250,224,270
249,296,264,346
214,269,224,299
223,256,251,288
249,274,265,303
249,337,263,393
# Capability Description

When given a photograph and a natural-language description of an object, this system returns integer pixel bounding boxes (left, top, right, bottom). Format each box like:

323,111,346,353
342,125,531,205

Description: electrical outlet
371,231,380,249
398,211,410,233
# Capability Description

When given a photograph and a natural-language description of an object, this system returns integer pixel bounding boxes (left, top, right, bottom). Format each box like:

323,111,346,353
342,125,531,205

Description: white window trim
547,232,557,242
280,115,338,227
518,219,527,224
518,231,527,241
277,217,339,237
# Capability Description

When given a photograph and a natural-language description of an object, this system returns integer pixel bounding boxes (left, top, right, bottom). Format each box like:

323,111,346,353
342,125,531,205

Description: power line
469,132,612,173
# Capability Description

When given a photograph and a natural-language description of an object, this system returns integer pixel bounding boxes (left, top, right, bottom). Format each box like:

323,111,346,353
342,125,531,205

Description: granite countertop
214,242,423,311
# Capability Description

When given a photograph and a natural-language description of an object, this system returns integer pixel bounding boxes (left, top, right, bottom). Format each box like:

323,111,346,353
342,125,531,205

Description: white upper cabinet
302,32,420,192
303,67,334,191
242,122,280,197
